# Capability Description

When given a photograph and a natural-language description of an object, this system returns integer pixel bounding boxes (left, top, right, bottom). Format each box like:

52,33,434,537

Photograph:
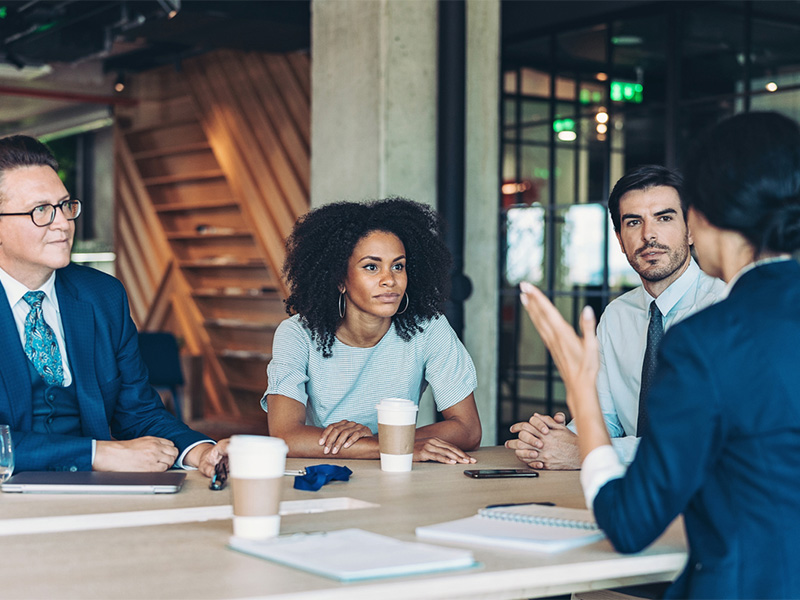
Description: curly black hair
282,197,452,357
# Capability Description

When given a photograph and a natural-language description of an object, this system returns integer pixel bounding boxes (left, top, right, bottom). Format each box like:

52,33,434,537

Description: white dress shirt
0,267,73,386
569,259,725,463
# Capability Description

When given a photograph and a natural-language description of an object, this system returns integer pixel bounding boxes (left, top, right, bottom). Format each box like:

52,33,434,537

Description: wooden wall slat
241,53,310,198
218,50,309,215
117,179,163,293
142,261,175,331
115,248,146,326
187,55,297,236
261,54,311,148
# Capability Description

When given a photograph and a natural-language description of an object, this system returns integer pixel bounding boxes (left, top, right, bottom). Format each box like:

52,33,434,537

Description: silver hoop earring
338,291,346,319
396,292,409,315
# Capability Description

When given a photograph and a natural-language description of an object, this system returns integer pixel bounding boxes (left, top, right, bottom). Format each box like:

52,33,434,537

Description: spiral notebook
415,504,605,553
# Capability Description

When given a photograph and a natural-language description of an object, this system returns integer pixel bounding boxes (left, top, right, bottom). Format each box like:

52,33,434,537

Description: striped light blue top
262,314,477,433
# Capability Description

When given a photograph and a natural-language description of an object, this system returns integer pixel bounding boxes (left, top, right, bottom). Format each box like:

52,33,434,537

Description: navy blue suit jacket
0,263,209,472
594,260,800,599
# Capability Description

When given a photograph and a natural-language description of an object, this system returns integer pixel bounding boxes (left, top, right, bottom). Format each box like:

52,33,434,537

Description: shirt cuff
610,435,641,465
177,440,216,470
91,439,96,465
580,444,626,509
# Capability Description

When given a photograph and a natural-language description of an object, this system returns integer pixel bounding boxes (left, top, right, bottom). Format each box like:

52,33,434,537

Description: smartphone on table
463,468,539,478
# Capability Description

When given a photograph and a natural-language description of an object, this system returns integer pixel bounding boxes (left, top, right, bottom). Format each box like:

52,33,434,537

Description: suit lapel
56,269,107,437
0,279,32,427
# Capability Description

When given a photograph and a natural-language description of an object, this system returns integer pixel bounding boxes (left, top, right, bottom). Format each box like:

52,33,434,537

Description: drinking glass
0,424,14,483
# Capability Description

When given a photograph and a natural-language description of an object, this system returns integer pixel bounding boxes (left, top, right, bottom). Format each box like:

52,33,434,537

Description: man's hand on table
505,412,581,470
186,439,229,477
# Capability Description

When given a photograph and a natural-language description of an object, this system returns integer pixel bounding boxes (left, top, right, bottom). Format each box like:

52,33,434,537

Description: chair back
138,332,184,421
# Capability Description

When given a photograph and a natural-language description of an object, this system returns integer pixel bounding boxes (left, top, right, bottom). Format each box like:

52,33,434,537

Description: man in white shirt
506,165,725,469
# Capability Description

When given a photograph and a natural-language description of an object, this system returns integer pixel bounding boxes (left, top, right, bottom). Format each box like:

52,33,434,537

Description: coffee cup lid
228,435,289,452
375,398,418,412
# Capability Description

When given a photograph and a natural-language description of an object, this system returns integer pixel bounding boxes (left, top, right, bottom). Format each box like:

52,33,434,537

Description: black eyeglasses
0,199,82,227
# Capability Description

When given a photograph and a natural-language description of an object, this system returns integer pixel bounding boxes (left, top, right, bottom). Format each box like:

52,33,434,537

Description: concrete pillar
311,0,500,442
311,0,438,206
464,0,500,445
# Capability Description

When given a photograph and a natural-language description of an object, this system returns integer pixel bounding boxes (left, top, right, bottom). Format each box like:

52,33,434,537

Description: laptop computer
0,471,187,494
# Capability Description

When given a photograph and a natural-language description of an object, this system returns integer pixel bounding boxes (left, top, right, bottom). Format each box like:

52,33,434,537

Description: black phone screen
463,469,539,478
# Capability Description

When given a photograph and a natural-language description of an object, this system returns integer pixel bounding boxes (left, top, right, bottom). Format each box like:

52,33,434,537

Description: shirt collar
722,254,793,297
0,266,59,313
641,258,701,317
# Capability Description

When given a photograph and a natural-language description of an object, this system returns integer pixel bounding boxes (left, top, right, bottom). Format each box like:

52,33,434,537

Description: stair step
219,349,272,361
180,257,265,268
132,141,211,160
154,200,238,213
193,287,280,298
123,117,201,136
168,229,252,240
143,170,225,186
229,381,268,395
205,318,279,330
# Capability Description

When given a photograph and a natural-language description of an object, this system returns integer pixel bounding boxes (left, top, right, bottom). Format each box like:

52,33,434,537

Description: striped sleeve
422,316,478,412
262,317,311,412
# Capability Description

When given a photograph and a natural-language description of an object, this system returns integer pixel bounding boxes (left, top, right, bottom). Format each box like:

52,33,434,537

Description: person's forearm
415,418,481,451
276,425,381,459
569,388,612,462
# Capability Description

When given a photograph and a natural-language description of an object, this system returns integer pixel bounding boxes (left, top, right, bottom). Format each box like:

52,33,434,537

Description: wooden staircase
113,50,310,429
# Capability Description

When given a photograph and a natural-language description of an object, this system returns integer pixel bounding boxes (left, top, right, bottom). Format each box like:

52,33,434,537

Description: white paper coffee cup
227,435,288,539
376,398,418,472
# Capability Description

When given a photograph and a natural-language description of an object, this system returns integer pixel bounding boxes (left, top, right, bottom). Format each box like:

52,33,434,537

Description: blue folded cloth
294,464,353,491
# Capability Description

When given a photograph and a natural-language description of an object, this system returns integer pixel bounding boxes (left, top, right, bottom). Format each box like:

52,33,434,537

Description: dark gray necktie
637,300,663,437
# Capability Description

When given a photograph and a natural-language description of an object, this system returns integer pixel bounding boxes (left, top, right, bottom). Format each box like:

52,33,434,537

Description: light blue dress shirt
572,259,725,463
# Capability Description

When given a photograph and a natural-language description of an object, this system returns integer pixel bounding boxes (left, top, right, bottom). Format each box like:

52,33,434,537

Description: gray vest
28,359,81,436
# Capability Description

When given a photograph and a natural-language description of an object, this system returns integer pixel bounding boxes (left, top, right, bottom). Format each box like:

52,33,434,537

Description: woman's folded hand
318,420,374,455
413,437,477,465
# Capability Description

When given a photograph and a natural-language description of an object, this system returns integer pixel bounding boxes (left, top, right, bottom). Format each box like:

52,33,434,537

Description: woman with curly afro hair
262,198,481,463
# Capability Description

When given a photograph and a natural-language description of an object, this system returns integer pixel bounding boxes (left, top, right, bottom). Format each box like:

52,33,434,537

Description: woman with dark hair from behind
263,198,481,464
519,111,800,599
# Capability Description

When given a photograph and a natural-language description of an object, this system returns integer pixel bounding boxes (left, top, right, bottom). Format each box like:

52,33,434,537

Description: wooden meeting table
0,446,686,599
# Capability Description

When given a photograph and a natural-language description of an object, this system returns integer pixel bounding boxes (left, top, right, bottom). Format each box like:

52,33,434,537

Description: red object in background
501,178,542,209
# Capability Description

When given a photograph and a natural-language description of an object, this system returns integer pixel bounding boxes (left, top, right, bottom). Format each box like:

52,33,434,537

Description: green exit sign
553,118,575,133
611,81,643,103
0,6,7,18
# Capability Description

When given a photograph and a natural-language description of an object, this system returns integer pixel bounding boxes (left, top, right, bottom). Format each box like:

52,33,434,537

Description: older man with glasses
0,135,225,476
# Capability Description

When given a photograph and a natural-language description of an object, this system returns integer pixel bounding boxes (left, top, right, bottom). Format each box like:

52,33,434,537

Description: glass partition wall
498,1,800,443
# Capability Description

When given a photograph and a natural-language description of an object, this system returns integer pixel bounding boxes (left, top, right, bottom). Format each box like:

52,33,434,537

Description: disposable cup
227,435,288,539
376,398,418,472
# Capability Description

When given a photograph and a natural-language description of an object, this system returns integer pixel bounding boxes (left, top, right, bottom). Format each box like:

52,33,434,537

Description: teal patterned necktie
23,291,65,386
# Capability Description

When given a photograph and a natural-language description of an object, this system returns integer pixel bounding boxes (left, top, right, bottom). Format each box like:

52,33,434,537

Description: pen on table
210,458,307,490
210,455,228,490
484,501,556,509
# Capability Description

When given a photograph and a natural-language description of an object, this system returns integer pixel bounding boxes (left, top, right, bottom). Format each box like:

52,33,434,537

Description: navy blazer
594,260,800,599
0,263,209,472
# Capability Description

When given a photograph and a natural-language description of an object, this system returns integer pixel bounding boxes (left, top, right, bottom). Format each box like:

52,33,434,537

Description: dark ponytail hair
683,111,800,255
